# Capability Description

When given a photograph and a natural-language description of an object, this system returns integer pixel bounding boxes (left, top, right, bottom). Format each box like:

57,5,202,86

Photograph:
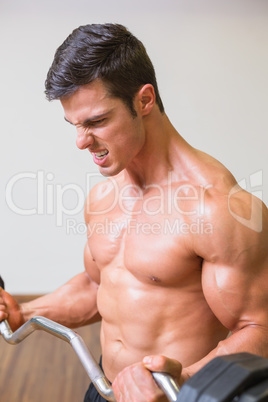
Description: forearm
20,272,101,328
182,325,268,383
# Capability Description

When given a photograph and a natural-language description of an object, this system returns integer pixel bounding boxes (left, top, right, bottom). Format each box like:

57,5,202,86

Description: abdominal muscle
97,266,229,382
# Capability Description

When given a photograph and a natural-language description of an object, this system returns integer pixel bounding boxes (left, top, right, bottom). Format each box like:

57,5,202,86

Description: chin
99,164,124,177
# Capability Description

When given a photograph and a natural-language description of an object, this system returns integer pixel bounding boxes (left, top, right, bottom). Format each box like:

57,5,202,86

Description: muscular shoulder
187,149,268,262
187,148,250,216
195,178,267,268
84,179,112,223
188,148,237,193
84,173,123,224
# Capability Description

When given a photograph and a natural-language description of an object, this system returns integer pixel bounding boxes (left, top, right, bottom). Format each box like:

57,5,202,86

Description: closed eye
94,118,106,125
84,118,106,128
64,110,112,128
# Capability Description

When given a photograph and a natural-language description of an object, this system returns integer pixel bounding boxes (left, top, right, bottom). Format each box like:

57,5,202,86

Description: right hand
113,355,182,402
0,287,25,331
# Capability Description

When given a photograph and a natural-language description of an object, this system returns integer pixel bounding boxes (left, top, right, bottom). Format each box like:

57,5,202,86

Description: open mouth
94,150,109,160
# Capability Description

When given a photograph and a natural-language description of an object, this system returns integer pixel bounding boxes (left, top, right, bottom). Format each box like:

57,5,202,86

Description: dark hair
45,23,164,116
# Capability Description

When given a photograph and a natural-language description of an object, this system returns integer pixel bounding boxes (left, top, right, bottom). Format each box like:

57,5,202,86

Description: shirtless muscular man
0,24,268,402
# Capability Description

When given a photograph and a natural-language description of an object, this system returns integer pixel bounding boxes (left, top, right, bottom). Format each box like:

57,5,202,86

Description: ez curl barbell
1,276,268,402
0,276,179,401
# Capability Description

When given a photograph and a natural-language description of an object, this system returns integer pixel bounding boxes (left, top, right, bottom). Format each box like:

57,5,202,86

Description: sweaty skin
1,80,268,400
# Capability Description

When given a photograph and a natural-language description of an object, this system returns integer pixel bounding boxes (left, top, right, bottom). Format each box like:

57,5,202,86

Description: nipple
150,275,161,283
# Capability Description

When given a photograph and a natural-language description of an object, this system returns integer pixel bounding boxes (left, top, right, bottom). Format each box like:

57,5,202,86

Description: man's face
61,80,146,177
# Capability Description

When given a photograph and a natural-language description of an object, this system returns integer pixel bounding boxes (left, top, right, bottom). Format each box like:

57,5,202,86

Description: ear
136,84,155,116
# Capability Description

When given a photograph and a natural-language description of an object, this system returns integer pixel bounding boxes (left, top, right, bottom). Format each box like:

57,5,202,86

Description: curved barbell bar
0,317,180,401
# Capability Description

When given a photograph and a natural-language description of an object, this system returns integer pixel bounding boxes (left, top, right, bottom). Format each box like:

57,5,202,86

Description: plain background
0,0,267,294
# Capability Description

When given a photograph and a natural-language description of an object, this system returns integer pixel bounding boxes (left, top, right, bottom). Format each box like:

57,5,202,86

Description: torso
86,161,231,381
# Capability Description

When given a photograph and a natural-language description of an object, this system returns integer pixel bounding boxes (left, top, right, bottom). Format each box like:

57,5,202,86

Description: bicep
196,189,268,331
202,247,268,332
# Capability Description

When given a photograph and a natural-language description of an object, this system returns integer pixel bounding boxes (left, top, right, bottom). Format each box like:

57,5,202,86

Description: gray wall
1,0,267,294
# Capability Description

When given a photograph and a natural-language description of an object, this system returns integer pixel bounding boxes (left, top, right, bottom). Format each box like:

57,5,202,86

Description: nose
76,127,94,150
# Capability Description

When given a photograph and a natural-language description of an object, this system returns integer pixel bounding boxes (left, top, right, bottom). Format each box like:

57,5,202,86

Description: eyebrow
64,111,111,126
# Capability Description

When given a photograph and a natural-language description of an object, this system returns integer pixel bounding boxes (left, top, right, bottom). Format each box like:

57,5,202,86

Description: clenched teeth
95,150,109,159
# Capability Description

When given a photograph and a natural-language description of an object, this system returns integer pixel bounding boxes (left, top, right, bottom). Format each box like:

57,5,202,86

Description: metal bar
0,316,116,401
153,372,180,402
0,316,180,401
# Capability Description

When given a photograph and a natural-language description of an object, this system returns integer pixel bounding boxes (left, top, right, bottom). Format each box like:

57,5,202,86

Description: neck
124,111,184,188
